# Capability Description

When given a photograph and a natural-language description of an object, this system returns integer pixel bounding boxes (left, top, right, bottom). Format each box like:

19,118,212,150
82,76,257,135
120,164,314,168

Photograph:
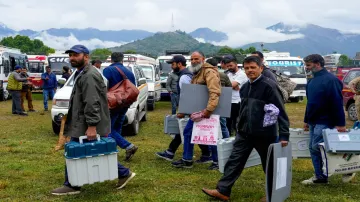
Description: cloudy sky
0,0,359,48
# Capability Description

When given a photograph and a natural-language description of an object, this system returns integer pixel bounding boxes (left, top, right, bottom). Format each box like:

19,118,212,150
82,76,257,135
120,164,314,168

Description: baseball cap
221,54,236,63
65,44,90,54
15,65,22,70
166,55,186,64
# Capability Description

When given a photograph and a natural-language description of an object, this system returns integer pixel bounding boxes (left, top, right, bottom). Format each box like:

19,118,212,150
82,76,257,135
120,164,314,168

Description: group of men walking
5,44,356,200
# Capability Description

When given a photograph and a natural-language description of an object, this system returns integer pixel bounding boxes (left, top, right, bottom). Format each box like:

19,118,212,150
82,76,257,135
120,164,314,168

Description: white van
138,64,161,110
51,65,148,136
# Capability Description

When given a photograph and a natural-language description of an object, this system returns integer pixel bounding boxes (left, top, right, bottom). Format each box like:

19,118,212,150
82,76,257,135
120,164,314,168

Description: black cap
166,55,186,64
222,54,236,63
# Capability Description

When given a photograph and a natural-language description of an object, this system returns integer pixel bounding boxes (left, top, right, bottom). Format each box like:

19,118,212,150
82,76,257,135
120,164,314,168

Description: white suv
51,65,148,136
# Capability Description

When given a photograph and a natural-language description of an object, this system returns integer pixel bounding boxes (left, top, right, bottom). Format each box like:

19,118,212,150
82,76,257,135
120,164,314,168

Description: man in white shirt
224,55,248,135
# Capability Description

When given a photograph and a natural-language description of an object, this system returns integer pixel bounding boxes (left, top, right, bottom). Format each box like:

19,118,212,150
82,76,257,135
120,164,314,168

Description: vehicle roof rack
165,50,190,56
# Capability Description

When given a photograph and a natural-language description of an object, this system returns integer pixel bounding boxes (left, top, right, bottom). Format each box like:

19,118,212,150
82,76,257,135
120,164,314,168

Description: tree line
0,35,55,55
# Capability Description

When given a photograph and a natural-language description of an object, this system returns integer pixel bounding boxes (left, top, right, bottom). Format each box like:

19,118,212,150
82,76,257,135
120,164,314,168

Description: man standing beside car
41,66,57,111
301,54,355,184
51,45,135,196
103,52,139,161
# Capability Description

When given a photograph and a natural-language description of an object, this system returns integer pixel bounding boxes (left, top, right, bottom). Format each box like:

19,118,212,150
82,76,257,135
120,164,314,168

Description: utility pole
171,13,175,32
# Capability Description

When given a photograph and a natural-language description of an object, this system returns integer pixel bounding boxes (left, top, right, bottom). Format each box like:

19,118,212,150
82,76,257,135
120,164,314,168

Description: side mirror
58,78,67,85
138,78,147,86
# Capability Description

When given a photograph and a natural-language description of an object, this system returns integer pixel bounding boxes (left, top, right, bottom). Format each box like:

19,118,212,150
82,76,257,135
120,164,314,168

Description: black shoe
44,109,48,111
18,112,28,116
171,159,193,168
125,146,138,161
28,109,36,112
208,162,219,170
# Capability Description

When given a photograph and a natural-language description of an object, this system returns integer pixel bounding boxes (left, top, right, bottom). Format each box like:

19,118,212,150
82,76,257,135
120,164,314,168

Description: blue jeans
43,89,55,110
183,117,230,161
309,124,332,178
64,137,130,188
211,117,230,163
109,108,132,150
170,93,179,115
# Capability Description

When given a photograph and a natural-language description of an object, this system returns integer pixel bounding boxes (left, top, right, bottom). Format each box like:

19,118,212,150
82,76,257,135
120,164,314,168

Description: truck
156,50,191,99
263,51,306,102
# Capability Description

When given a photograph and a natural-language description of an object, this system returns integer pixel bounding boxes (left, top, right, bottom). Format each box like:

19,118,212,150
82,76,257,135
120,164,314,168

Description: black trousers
227,102,240,136
168,134,210,156
216,133,277,197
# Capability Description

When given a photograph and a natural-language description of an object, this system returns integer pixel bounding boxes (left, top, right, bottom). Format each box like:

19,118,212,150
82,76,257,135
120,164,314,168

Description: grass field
0,94,359,202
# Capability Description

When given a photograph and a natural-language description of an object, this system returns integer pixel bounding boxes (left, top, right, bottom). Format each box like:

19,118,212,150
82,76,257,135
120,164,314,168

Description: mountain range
1,21,360,57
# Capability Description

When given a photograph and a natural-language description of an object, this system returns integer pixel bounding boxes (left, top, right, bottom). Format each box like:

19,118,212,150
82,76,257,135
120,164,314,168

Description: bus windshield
48,57,71,75
28,62,45,73
267,60,305,78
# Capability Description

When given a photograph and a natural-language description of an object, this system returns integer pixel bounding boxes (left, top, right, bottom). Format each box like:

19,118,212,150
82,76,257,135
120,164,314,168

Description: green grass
0,98,359,202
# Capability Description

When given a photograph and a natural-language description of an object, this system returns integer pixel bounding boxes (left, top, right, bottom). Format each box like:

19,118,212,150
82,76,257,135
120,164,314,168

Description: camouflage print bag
270,69,297,103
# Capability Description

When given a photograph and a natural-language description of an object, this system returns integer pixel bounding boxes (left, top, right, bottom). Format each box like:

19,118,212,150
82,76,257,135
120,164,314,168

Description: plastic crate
65,135,118,187
217,137,261,173
164,115,180,134
323,128,360,153
289,128,311,158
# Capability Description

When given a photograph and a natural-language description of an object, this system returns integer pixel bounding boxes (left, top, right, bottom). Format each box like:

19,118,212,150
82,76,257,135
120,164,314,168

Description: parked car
51,65,148,136
342,68,360,121
0,81,10,101
138,64,161,110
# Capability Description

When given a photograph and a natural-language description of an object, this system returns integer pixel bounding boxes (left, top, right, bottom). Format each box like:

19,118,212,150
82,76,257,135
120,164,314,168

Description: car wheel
141,105,147,122
128,109,139,136
348,103,358,121
148,101,155,111
289,97,300,103
52,120,60,135
0,90,4,101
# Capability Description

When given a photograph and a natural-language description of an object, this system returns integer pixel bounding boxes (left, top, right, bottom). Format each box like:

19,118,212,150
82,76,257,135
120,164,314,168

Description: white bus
27,55,48,90
263,52,306,102
48,52,71,80
0,45,28,100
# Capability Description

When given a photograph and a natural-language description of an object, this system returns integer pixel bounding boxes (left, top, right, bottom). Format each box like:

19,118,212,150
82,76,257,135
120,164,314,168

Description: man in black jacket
202,56,290,201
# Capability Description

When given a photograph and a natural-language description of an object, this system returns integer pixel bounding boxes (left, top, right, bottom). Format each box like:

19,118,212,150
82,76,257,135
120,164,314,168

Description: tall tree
338,54,351,66
90,48,112,61
0,35,55,55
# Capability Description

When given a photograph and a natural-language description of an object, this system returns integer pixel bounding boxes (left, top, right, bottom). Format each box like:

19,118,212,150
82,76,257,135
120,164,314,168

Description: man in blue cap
51,45,135,196
7,65,30,116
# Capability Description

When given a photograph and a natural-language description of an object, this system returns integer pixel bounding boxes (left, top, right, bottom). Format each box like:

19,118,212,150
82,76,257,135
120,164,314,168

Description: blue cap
65,45,90,54
15,65,22,70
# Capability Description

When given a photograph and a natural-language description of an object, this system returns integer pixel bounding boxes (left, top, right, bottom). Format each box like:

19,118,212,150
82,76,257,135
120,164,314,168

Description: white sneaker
342,173,356,183
301,176,328,185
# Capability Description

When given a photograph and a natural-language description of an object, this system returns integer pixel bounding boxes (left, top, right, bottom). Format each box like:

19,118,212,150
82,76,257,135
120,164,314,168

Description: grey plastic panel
178,84,232,118
266,143,292,202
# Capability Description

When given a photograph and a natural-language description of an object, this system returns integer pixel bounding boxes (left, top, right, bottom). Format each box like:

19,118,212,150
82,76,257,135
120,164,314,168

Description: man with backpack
103,52,139,161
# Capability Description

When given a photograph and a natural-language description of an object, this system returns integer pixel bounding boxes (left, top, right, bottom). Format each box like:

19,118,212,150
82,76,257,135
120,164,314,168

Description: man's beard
189,63,202,73
70,57,85,68
173,67,180,73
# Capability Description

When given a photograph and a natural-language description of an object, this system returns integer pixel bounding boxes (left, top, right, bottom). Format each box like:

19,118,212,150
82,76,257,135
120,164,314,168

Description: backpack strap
114,66,128,80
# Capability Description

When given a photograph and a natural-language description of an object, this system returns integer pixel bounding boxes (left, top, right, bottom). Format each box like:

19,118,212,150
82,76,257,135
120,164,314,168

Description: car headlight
148,92,154,96
53,99,70,108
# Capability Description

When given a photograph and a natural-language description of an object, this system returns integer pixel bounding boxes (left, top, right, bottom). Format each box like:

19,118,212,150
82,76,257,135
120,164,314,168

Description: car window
344,70,360,85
